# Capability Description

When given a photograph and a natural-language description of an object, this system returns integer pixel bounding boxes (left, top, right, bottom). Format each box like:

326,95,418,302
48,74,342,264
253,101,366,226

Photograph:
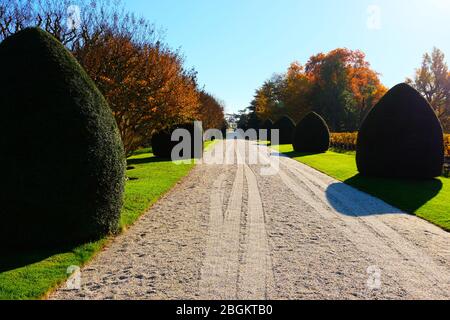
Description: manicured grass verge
274,144,450,232
0,149,194,299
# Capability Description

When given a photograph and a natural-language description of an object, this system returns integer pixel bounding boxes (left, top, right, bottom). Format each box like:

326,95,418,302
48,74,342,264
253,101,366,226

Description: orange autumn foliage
251,48,386,132
198,91,225,131
74,32,200,156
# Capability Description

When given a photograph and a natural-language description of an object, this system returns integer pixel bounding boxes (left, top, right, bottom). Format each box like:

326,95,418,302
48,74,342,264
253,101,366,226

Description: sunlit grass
274,144,450,231
0,149,194,299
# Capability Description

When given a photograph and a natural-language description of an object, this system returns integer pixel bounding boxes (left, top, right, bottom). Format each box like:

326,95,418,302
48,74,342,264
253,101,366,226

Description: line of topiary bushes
265,83,446,179
0,27,209,251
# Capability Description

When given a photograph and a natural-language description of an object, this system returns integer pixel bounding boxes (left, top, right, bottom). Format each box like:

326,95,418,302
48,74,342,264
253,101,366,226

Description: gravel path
50,137,450,300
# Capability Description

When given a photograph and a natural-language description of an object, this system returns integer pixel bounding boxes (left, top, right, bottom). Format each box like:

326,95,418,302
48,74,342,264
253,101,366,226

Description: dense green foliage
0,28,126,249
357,83,444,178
293,112,330,153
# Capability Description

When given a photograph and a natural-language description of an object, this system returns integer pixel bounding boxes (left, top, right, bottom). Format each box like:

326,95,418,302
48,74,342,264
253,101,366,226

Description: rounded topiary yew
273,116,295,144
152,122,204,159
0,28,126,249
356,83,444,178
151,129,173,158
293,112,330,153
260,119,274,141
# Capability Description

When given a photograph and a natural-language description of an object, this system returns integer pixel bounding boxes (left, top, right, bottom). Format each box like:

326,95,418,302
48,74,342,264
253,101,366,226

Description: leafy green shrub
273,116,295,144
152,122,203,159
356,83,444,178
293,112,330,153
0,28,126,249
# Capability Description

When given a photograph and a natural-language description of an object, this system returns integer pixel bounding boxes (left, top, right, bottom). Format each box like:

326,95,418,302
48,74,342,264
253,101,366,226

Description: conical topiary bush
293,112,330,153
0,28,126,249
356,83,444,178
151,129,173,158
260,118,274,142
152,122,203,159
273,116,295,144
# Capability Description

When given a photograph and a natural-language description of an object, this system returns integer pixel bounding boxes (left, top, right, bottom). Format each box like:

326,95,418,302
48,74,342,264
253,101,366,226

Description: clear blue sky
126,0,450,114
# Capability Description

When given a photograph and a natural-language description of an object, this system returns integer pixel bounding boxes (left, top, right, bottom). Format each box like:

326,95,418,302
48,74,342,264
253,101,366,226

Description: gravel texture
50,138,450,300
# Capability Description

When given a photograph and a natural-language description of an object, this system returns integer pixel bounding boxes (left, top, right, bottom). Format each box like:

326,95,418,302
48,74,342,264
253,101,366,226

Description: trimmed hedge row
330,132,449,157
330,132,358,151
446,134,450,157
286,84,445,179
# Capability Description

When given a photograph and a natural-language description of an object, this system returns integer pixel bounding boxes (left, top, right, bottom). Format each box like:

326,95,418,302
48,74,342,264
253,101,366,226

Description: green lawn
0,148,195,300
274,144,450,232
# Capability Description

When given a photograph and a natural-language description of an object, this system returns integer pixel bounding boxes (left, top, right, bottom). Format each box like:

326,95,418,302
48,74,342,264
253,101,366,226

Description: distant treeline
239,48,450,134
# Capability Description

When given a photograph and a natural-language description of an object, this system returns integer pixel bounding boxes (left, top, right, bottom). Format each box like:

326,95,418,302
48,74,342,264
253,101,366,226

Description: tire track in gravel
199,139,244,299
199,139,275,299
280,154,450,295
256,143,450,299
198,173,228,299
50,138,449,300
238,145,275,299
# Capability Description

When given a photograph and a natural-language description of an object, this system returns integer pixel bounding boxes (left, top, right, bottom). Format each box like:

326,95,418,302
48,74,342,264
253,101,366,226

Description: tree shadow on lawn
326,175,443,217
281,151,317,158
271,149,321,159
0,244,79,273
274,148,444,217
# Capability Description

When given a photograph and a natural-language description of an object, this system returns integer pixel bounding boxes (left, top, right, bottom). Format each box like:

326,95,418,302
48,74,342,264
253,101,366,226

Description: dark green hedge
0,28,126,249
152,122,204,159
260,118,274,141
356,83,444,178
293,112,330,153
273,116,295,144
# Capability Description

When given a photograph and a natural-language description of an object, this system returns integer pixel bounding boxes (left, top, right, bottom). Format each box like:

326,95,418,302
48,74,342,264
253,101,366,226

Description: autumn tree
305,48,386,131
406,48,450,132
251,76,284,121
198,91,225,130
0,0,204,155
75,31,200,155
249,49,385,132
281,62,313,122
